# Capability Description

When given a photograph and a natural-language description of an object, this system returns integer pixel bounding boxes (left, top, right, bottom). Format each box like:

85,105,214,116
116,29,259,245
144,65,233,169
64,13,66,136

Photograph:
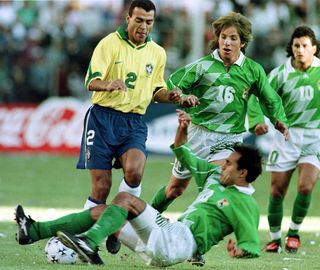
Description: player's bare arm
88,78,127,92
153,87,181,103
153,88,199,107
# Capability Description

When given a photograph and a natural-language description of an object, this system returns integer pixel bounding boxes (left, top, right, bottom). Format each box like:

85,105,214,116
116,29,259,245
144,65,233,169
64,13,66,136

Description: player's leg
107,138,147,253
151,173,191,213
265,170,293,252
77,105,117,207
285,162,319,253
118,148,146,197
15,205,106,244
86,169,112,205
57,192,146,264
264,128,301,252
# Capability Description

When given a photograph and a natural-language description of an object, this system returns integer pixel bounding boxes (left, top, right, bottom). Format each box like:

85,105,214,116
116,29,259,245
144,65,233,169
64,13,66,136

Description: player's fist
254,123,268,136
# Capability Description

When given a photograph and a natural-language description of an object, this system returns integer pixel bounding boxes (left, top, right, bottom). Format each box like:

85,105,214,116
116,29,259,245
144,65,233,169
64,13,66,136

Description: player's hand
254,123,268,136
180,95,200,108
274,120,289,141
177,109,191,129
168,88,182,104
174,110,191,147
108,79,127,91
227,239,245,257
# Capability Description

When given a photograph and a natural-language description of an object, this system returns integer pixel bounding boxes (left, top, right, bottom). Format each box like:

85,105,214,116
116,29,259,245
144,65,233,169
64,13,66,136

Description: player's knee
113,192,137,207
270,188,285,198
297,184,313,195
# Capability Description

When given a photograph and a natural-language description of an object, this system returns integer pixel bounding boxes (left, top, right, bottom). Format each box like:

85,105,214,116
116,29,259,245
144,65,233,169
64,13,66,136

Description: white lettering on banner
24,98,89,148
0,107,33,146
0,98,91,153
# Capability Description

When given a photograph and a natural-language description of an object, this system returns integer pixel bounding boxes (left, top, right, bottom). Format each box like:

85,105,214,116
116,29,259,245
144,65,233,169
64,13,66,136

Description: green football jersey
269,57,320,128
248,56,320,129
171,143,260,257
167,49,287,133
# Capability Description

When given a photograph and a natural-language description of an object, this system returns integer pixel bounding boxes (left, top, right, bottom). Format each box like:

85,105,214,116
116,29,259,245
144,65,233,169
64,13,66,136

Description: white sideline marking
2,206,319,232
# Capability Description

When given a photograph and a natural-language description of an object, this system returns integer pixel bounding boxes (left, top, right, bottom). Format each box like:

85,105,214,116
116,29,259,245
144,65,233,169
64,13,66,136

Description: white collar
233,184,255,195
286,56,320,72
212,49,245,66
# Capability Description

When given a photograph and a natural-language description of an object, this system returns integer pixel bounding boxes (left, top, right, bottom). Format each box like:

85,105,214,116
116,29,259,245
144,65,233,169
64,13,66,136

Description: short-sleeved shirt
172,143,260,257
85,26,167,114
167,49,287,134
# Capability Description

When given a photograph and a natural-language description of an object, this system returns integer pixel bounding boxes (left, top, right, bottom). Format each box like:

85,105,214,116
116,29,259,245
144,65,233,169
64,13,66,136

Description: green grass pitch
0,154,319,270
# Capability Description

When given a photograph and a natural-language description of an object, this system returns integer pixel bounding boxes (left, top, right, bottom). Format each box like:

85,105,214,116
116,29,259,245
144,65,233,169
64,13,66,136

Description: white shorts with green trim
172,123,243,179
266,127,320,172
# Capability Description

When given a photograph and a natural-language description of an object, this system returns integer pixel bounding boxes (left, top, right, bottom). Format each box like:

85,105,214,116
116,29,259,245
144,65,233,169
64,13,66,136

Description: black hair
128,0,156,17
233,144,262,183
286,26,320,57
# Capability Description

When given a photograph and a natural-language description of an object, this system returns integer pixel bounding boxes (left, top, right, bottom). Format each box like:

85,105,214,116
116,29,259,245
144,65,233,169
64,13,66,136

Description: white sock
118,222,142,251
118,178,141,197
270,231,281,240
289,221,301,231
83,197,104,209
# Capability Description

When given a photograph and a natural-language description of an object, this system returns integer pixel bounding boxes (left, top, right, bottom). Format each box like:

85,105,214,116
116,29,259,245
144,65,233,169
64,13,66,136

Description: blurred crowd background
0,0,319,103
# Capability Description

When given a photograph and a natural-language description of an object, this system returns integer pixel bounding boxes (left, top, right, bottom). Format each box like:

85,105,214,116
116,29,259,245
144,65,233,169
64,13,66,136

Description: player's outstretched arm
153,88,199,107
153,88,181,103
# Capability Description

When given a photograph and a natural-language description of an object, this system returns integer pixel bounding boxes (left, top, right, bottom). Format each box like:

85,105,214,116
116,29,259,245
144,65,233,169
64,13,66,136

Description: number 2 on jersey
125,72,137,89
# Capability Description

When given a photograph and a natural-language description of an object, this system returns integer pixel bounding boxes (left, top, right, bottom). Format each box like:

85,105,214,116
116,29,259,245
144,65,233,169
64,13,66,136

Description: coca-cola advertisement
0,98,91,155
0,98,178,155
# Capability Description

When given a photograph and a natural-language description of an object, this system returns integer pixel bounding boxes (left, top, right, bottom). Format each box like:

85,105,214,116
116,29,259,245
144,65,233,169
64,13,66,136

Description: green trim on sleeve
85,62,102,89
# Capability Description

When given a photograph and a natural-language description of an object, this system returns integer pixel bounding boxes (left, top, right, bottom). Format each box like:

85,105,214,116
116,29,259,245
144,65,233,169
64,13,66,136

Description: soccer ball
44,236,78,264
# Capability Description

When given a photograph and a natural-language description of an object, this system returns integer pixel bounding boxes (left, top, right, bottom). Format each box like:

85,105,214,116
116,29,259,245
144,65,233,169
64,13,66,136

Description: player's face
292,36,316,67
220,152,243,186
126,7,155,46
218,26,244,65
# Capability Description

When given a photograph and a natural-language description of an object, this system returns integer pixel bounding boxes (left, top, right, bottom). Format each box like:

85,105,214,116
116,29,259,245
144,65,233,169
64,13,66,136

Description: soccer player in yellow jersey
78,0,198,234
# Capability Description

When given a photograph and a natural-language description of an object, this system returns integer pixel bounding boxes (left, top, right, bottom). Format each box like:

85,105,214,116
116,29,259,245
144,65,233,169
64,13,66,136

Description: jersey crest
146,63,154,77
242,88,249,99
216,198,229,209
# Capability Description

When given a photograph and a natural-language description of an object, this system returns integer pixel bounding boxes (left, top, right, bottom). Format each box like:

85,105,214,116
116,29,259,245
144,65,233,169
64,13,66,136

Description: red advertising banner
0,98,90,155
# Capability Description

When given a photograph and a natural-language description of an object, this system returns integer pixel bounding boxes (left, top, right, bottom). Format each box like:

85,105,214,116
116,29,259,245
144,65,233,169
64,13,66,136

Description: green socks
32,209,94,241
84,204,128,250
267,195,284,233
288,192,311,236
151,185,174,213
268,192,312,237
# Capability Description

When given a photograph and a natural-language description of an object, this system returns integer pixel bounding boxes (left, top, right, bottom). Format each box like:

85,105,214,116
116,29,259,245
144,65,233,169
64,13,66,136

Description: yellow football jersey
85,27,167,114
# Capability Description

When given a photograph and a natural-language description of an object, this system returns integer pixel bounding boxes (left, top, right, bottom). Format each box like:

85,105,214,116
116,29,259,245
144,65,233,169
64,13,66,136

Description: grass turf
0,154,319,269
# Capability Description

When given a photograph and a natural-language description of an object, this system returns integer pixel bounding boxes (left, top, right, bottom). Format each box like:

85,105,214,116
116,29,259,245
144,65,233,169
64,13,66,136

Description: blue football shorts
77,104,148,170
